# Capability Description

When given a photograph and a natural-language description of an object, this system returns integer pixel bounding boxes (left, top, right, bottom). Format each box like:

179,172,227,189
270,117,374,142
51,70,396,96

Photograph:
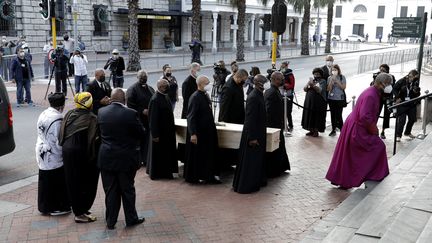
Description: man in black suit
181,62,200,119
86,69,112,115
97,88,145,230
218,69,248,124
321,55,334,81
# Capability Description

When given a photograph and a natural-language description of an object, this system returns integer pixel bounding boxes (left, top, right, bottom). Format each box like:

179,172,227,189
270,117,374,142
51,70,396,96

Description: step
417,214,432,243
405,167,432,213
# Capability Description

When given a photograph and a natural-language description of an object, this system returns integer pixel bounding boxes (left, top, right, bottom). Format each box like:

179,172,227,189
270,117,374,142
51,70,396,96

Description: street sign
391,17,422,38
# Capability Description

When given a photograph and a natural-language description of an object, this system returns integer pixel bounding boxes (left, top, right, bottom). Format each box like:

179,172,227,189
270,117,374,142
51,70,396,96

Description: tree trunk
301,0,311,55
236,0,246,61
191,0,201,40
325,2,334,53
127,0,141,71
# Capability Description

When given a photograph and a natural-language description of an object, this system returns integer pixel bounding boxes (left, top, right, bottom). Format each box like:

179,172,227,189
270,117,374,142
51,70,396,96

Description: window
400,6,408,17
334,25,341,35
353,5,367,13
353,24,364,36
377,6,385,19
335,6,342,18
417,6,425,17
93,5,109,36
0,0,16,36
376,27,383,39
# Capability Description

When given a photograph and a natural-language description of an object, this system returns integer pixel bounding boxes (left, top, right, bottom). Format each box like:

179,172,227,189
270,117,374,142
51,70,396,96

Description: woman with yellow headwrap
59,92,100,223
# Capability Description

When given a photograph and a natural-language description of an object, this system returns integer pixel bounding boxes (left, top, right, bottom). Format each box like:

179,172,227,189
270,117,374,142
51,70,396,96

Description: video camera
372,71,381,81
213,63,225,74
266,68,277,80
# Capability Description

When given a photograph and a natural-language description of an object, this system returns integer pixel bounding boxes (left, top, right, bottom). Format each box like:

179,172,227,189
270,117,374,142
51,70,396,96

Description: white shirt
63,39,75,52
70,54,88,76
35,107,64,170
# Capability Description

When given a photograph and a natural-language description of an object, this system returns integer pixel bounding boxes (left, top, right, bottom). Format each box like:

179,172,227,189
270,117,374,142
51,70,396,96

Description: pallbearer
184,75,220,184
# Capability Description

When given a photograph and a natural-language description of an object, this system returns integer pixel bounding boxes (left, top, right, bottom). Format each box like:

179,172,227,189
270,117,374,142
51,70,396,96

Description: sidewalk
1,57,430,242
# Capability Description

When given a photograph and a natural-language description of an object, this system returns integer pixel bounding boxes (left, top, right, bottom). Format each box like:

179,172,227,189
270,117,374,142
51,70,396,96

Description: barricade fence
357,46,432,74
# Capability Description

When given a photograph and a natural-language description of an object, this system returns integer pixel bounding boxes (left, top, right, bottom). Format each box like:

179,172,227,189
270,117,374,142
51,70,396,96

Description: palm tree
127,0,141,71
287,0,311,55
321,0,350,53
191,0,201,40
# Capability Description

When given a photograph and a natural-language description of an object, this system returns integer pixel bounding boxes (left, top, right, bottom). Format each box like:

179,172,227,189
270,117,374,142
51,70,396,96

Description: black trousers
38,167,70,214
286,95,294,128
101,169,139,227
55,71,68,96
379,99,392,130
328,99,345,131
68,53,74,76
396,105,417,137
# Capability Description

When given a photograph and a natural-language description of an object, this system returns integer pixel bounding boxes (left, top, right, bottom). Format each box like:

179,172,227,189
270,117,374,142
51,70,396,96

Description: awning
115,8,192,17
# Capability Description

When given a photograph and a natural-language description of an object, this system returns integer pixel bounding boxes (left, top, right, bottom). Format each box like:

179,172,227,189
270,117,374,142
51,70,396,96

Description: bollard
418,90,430,140
351,96,356,109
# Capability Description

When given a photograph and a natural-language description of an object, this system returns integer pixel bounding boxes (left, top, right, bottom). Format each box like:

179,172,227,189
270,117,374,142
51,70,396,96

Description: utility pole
72,0,78,50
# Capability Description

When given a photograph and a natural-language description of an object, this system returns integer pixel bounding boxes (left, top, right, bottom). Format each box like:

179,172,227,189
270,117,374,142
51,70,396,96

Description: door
353,24,364,37
138,19,153,50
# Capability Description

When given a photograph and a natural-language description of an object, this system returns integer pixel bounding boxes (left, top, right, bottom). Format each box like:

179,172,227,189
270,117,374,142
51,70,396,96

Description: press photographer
51,46,69,96
212,60,230,95
104,49,125,88
280,61,295,132
69,48,88,93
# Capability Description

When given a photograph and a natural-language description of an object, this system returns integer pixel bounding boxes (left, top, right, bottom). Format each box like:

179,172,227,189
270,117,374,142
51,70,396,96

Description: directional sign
392,17,422,38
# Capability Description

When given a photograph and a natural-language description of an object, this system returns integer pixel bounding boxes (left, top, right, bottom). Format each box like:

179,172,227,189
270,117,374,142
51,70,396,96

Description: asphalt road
0,44,417,186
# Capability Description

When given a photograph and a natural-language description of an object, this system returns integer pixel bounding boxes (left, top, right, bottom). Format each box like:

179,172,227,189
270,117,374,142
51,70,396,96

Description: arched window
353,4,367,13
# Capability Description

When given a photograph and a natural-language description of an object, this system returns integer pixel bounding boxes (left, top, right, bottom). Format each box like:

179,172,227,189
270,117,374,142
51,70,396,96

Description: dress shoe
380,132,386,139
126,217,145,227
404,133,416,139
107,224,116,230
305,131,313,136
329,130,336,137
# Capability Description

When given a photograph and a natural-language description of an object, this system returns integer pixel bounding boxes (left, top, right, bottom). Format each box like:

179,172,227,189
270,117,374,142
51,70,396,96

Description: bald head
196,75,210,91
157,79,169,93
111,88,125,104
270,71,284,87
254,74,268,92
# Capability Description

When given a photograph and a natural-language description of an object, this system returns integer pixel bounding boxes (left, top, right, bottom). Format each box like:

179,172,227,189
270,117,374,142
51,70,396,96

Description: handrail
388,92,432,110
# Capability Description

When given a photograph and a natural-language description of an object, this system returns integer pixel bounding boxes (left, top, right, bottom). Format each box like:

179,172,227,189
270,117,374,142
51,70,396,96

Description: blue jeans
112,75,124,88
16,78,32,104
74,75,88,93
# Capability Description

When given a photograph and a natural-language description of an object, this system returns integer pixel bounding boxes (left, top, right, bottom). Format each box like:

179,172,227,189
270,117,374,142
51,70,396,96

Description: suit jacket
97,102,145,172
86,79,112,115
321,65,331,81
181,75,197,118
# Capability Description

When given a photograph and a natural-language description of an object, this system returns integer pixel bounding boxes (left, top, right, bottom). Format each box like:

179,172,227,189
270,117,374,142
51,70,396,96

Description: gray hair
190,62,200,70
374,73,392,85
95,68,105,75
196,75,209,85
137,69,148,79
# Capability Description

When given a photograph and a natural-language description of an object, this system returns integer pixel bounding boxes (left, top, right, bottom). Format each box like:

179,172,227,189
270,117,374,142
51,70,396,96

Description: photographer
245,67,260,96
393,69,421,142
69,48,88,93
212,60,230,96
51,46,69,96
371,64,396,139
280,61,295,132
104,49,125,88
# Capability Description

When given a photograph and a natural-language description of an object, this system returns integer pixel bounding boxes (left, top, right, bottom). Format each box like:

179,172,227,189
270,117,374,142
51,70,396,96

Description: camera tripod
44,64,75,100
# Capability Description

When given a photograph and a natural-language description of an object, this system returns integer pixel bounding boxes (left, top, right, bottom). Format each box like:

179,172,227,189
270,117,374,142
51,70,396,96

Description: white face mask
204,84,212,92
332,71,338,76
384,85,393,94
326,61,333,66
263,82,271,90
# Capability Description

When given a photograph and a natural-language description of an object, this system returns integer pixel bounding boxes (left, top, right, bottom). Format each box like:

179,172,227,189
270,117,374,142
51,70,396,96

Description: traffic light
271,0,287,35
55,0,65,20
39,0,49,18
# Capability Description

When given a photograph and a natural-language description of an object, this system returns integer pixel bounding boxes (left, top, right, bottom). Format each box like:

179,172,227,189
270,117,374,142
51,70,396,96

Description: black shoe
107,224,116,230
126,217,145,227
329,130,336,137
380,132,386,139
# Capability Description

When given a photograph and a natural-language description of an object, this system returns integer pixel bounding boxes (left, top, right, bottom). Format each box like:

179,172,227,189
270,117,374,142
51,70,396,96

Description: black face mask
165,73,172,77
99,76,106,82
64,37,69,41
139,77,147,85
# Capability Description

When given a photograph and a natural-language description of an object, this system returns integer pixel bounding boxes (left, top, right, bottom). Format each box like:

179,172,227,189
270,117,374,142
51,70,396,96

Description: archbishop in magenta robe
325,86,389,189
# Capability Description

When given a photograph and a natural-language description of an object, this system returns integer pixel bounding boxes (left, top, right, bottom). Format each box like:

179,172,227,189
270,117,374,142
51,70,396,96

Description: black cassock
181,75,197,119
218,78,245,124
301,78,328,132
147,92,178,179
233,88,267,194
184,91,219,182
126,82,155,165
264,86,290,177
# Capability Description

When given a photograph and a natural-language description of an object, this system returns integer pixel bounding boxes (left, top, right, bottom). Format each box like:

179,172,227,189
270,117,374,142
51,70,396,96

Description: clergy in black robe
301,68,328,137
233,74,268,194
181,63,200,119
147,79,178,179
184,75,220,184
126,70,155,166
218,69,248,124
264,72,290,177
59,92,99,223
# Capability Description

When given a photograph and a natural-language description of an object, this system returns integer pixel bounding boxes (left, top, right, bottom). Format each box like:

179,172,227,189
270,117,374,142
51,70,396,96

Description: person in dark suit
321,55,334,81
181,62,200,119
97,88,145,230
86,68,112,115
147,79,178,180
126,70,155,166
218,69,248,124
264,72,290,177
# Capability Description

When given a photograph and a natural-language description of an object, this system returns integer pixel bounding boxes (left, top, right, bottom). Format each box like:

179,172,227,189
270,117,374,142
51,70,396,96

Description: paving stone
0,200,32,218
417,213,432,243
31,219,58,230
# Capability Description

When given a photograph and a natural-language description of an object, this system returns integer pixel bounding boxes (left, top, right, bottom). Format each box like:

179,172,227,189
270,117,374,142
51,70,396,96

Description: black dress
126,82,155,165
301,78,328,132
184,91,219,182
264,85,290,177
147,92,178,179
38,166,70,214
233,88,267,194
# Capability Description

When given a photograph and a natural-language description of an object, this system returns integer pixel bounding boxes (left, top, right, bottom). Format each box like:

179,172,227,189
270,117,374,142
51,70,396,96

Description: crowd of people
33,45,423,228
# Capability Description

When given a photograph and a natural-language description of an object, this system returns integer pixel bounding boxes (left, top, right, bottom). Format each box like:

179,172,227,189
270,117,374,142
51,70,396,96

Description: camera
213,63,224,74
372,71,381,81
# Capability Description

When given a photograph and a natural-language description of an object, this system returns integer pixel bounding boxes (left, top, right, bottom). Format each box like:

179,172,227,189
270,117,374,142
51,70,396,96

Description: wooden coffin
175,119,280,152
